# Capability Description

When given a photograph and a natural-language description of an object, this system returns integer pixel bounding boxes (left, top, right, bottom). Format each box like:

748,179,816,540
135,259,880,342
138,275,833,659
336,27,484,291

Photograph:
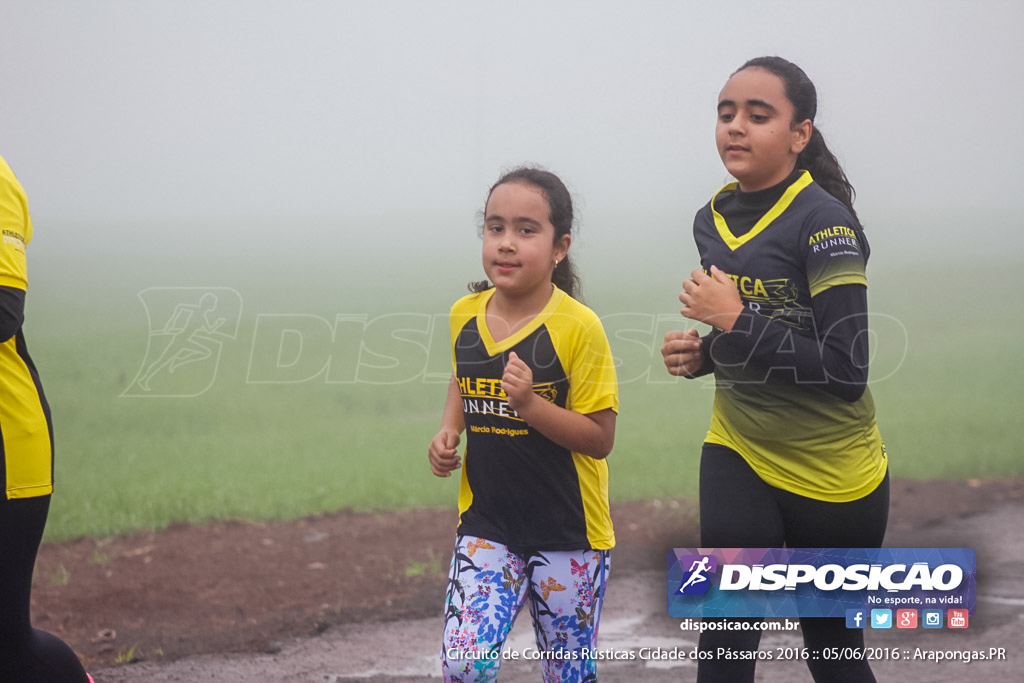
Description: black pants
697,444,890,683
0,495,90,683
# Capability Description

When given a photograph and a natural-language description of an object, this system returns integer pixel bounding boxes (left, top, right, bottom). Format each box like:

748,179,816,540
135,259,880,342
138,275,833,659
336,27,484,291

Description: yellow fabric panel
705,386,888,503
809,271,867,298
573,452,615,549
1,154,52,499
1,337,53,498
0,157,31,291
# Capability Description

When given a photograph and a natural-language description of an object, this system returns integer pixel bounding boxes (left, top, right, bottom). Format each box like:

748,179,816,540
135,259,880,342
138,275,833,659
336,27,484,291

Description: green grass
860,267,1022,479
27,256,1024,542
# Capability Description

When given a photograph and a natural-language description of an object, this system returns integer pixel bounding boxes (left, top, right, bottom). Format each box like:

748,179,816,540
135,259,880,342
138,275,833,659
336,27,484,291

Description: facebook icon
845,609,866,629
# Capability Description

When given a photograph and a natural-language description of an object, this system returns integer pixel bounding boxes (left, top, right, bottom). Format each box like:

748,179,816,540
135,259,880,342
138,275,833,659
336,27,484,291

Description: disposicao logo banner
667,548,976,618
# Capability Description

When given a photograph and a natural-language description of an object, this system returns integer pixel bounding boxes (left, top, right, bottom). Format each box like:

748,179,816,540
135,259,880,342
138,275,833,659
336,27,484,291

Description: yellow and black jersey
449,286,618,554
693,170,886,502
0,155,53,500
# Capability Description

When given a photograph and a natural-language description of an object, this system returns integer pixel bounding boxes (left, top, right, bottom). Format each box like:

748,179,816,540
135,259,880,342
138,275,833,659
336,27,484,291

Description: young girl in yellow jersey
661,57,888,683
0,154,93,682
428,167,619,682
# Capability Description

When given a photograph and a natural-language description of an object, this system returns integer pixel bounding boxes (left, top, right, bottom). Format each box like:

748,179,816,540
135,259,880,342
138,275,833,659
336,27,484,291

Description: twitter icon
870,609,892,629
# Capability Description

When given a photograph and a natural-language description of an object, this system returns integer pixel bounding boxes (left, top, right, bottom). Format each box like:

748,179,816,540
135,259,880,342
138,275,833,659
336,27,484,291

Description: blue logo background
845,609,866,629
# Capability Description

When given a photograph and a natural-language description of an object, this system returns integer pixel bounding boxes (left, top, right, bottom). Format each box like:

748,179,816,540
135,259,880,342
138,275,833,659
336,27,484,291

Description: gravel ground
92,500,1024,682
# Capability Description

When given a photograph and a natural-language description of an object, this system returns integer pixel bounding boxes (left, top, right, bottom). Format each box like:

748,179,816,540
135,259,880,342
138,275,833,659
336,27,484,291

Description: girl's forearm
440,375,466,433
514,395,615,459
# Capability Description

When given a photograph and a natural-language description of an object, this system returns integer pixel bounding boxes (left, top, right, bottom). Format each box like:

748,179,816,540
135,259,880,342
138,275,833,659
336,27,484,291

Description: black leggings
0,495,90,683
697,444,890,683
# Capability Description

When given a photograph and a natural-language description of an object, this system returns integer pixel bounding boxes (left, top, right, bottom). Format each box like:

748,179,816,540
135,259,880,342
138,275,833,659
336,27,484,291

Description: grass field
24,234,1024,542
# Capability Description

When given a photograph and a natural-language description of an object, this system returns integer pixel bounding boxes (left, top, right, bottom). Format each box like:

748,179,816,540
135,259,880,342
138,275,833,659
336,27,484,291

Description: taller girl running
429,167,618,683
661,57,889,683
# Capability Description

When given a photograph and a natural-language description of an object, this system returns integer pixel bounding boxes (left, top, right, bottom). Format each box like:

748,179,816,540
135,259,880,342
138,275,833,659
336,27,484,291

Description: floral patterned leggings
440,535,611,683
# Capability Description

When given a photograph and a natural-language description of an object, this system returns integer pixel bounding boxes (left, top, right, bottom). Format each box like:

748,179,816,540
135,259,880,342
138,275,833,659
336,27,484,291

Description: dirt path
30,478,1024,682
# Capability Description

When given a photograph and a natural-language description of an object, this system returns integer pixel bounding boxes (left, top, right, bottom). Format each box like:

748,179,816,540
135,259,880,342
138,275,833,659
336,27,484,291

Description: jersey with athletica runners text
449,286,618,554
693,171,887,502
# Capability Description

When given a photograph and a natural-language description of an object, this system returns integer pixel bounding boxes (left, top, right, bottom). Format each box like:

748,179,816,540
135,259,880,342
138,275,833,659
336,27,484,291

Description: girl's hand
680,265,744,331
661,328,704,377
428,428,462,477
501,352,535,414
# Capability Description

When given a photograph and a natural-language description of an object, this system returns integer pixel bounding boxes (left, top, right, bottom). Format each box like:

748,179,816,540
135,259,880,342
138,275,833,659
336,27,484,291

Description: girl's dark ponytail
549,253,580,300
798,127,858,224
737,56,860,225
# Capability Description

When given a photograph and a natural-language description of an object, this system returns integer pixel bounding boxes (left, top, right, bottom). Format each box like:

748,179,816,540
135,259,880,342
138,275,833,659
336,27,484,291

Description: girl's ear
554,234,571,265
791,119,813,155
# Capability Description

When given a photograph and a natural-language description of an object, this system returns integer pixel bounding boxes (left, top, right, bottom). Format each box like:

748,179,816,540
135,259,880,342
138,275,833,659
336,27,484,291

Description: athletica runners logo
123,288,243,397
676,555,717,596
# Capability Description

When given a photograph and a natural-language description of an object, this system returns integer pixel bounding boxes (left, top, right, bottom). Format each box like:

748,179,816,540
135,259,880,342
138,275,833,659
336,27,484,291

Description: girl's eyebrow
717,98,778,112
484,213,543,226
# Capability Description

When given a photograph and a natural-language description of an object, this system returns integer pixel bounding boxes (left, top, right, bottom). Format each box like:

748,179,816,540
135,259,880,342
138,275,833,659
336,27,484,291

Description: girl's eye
719,113,734,123
750,114,768,123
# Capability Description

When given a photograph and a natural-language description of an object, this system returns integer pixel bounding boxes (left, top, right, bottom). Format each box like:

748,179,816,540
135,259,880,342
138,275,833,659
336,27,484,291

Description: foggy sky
2,1,1022,260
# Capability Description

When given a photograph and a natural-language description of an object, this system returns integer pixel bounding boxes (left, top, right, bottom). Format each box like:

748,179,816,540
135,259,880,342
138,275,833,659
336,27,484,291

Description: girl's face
482,181,569,301
716,67,811,192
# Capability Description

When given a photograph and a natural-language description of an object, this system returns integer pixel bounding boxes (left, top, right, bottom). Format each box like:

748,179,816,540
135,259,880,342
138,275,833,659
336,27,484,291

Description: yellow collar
711,170,813,250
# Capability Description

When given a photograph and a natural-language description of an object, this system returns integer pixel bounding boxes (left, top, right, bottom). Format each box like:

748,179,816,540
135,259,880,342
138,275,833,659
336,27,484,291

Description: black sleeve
686,332,718,379
704,284,870,402
0,285,25,341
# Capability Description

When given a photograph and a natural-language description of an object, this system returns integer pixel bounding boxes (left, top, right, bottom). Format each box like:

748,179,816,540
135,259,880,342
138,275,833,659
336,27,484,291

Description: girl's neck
486,284,554,342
